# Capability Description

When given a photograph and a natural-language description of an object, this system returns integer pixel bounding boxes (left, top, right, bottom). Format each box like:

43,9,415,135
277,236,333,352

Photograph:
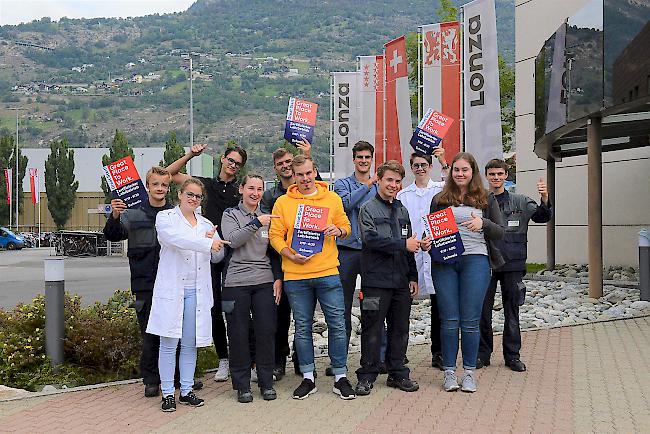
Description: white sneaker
251,367,258,383
443,369,460,392
460,370,477,393
214,359,229,382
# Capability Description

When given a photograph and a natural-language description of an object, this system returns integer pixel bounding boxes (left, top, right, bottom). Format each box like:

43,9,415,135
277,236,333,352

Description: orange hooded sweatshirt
269,181,351,281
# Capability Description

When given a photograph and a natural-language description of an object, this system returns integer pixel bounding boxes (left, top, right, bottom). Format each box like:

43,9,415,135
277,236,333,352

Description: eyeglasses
411,163,429,169
225,156,243,168
185,191,204,201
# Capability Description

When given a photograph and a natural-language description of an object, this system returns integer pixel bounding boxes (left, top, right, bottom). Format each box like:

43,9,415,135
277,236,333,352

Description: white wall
21,147,210,192
515,0,650,266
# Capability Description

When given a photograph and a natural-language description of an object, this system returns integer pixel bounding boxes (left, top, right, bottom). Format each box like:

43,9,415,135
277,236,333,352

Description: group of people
104,138,551,411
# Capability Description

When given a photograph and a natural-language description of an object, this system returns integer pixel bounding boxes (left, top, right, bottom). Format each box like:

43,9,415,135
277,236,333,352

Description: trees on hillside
101,130,134,203
45,138,79,230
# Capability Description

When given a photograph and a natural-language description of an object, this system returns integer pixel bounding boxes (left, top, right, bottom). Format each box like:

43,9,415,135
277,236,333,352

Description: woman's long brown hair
436,152,488,210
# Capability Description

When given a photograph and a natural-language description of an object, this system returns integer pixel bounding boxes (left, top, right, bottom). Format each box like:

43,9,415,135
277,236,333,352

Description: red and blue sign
102,156,148,209
284,97,318,145
291,204,329,257
422,207,464,263
410,108,454,155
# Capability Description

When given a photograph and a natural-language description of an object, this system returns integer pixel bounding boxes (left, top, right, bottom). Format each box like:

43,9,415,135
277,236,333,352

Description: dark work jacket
358,194,418,289
103,202,172,294
429,193,506,270
494,190,552,272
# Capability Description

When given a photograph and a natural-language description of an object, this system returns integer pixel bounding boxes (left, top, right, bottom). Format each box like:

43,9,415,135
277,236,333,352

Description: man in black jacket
103,166,173,397
478,159,552,372
354,160,430,395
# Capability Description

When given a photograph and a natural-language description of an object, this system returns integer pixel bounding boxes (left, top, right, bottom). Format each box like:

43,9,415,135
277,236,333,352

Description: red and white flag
358,55,385,168
29,168,39,205
421,22,461,160
463,0,502,174
4,168,11,205
384,36,412,167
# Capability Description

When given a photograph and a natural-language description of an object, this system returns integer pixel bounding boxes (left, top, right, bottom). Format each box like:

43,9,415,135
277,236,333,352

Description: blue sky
0,0,196,26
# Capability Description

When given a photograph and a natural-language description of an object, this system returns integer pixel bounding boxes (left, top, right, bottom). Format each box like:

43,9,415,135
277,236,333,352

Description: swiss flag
385,36,408,82
384,36,412,168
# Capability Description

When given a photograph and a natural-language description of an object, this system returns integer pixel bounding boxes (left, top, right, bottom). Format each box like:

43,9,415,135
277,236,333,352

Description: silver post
640,229,650,301
189,57,194,148
44,257,65,367
417,26,422,121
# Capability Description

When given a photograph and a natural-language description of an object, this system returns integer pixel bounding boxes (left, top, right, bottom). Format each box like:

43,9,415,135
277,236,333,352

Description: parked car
0,227,25,250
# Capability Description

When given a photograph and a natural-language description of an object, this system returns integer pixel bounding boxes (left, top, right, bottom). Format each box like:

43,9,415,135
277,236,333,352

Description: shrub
0,290,219,391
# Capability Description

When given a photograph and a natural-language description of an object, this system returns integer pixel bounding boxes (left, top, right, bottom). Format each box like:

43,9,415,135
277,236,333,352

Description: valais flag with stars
358,55,385,168
384,36,412,167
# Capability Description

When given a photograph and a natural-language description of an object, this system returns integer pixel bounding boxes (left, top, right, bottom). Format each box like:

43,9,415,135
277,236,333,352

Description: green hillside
0,0,514,177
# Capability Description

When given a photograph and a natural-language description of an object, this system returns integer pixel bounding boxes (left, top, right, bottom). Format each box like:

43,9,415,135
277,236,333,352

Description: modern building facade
515,0,650,266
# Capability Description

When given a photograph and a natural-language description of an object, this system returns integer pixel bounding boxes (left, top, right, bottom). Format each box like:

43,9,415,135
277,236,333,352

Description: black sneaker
354,379,373,396
505,359,527,372
261,388,277,401
387,376,419,392
237,390,253,403
476,357,491,369
161,395,176,412
332,377,356,400
379,363,388,375
273,364,286,381
193,379,204,390
144,384,160,398
292,378,317,400
179,391,204,407
431,353,444,371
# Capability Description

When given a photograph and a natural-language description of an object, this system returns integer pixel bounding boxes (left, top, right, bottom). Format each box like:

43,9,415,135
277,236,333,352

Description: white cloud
0,0,196,26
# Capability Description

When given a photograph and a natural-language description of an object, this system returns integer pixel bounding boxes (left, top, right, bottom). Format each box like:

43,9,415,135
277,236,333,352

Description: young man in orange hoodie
269,155,355,400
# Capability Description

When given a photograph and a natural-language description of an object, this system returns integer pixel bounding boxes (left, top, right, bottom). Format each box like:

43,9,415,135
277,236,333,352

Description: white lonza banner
332,71,360,180
463,0,502,174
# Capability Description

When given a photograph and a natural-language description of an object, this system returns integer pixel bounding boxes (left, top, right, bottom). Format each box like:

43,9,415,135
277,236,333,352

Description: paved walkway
1,316,648,433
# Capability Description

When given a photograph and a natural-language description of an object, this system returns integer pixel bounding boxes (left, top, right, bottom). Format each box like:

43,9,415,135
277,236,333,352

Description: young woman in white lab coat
147,177,228,412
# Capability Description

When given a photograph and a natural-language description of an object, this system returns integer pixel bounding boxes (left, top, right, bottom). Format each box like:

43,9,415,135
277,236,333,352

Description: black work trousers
338,248,361,346
275,289,292,366
134,291,160,386
356,287,411,383
211,261,229,359
478,270,525,362
429,293,442,356
222,283,276,391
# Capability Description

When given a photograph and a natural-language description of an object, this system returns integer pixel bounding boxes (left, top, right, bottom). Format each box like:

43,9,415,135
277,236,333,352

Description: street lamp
181,54,194,148
7,107,26,232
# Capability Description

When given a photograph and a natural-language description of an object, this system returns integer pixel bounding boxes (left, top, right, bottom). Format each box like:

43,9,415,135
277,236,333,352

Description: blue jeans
283,274,348,375
431,255,491,370
159,287,197,397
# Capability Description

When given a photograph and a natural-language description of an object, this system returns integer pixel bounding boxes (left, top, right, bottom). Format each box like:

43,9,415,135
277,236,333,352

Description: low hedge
0,290,218,391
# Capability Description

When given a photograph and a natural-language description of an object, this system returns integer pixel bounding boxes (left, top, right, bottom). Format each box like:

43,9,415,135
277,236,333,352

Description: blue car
0,227,25,250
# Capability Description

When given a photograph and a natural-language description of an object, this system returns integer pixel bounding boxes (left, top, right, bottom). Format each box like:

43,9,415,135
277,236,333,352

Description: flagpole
329,73,334,182
37,171,41,247
417,26,422,122
459,6,466,153
382,49,387,167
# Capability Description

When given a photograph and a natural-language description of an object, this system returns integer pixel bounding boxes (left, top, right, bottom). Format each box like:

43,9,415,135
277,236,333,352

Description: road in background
0,248,131,309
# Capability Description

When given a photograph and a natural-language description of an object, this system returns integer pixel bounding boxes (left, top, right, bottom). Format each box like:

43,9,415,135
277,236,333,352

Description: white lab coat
397,179,445,297
146,206,225,347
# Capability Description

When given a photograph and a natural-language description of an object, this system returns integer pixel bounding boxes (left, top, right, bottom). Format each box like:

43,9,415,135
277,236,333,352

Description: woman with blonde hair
147,177,228,412
429,152,504,393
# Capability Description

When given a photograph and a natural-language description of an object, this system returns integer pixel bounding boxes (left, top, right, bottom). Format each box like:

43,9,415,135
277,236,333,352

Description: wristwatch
441,163,450,170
